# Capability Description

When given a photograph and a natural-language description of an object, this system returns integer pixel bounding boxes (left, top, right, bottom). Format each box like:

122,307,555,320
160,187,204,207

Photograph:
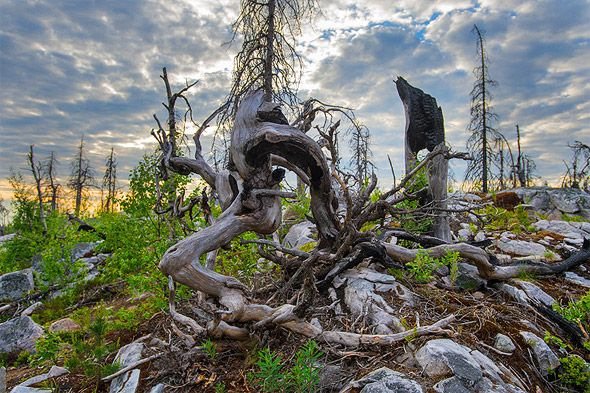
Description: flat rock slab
0,233,16,244
0,268,34,302
513,280,555,307
109,342,144,393
416,339,526,392
564,272,590,288
342,367,423,393
496,238,546,257
0,316,44,355
71,242,101,261
534,220,590,240
18,365,69,387
519,331,560,376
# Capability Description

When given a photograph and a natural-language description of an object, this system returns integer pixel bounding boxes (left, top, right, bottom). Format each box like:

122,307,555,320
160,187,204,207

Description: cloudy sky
1,0,589,201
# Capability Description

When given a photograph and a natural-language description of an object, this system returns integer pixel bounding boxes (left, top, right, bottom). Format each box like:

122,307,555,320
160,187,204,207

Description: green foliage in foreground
249,340,324,392
476,205,535,234
406,249,460,284
553,292,590,336
558,354,590,393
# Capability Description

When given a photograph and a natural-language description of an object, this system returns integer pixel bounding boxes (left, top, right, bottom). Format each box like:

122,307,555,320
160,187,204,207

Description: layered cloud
1,0,588,200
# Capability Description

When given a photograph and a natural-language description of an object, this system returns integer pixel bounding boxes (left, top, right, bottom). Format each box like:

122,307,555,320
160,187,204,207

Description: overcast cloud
1,0,588,200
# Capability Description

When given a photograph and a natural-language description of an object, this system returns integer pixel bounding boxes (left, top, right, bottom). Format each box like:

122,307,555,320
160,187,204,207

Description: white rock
513,280,555,307
497,238,546,257
18,365,69,387
474,231,487,242
343,367,423,393
109,343,144,393
564,272,590,288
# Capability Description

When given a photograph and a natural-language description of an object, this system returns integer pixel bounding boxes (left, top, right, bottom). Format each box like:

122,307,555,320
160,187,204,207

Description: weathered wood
395,77,450,241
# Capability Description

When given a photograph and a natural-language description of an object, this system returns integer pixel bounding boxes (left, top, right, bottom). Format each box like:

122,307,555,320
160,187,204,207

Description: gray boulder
71,242,100,261
17,365,69,387
0,233,16,244
148,384,166,393
0,268,34,302
519,331,560,376
415,339,482,383
342,367,423,393
109,342,144,393
0,316,44,355
496,238,546,257
495,283,531,305
416,339,526,392
10,387,52,393
513,280,555,307
283,221,316,249
494,334,516,353
455,263,486,291
564,272,590,288
534,220,590,241
1,366,5,393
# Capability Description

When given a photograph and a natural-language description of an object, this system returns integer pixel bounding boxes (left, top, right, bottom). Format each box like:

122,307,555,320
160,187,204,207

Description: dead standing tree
464,24,503,193
68,136,94,216
44,151,60,212
395,77,450,242
27,145,47,233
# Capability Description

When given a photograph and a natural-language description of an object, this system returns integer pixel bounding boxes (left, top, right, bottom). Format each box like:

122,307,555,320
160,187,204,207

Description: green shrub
558,355,590,393
249,341,324,393
407,250,459,284
476,205,534,234
201,339,218,360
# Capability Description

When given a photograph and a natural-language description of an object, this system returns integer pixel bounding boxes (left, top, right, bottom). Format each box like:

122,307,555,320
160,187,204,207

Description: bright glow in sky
1,0,589,201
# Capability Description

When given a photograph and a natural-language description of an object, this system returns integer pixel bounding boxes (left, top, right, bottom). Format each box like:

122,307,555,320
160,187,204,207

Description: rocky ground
0,187,589,393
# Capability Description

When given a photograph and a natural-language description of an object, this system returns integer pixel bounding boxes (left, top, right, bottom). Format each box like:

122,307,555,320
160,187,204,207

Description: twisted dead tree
27,145,47,233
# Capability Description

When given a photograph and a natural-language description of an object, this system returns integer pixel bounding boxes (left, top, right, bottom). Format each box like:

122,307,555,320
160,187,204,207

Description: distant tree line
4,137,119,232
464,24,586,193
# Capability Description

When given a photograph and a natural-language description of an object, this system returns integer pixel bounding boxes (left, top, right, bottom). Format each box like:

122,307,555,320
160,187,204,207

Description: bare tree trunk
46,151,59,212
28,145,47,232
263,0,276,102
428,145,451,242
474,25,489,193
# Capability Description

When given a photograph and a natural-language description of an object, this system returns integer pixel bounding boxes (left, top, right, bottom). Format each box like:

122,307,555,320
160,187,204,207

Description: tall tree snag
395,77,450,242
27,145,47,233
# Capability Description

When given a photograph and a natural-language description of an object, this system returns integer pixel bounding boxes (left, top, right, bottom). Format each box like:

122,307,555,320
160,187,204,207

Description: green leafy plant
407,249,459,284
201,339,218,360
557,354,590,393
249,341,324,392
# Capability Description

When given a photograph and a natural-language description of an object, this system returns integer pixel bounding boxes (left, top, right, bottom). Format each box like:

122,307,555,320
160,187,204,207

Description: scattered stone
1,366,5,393
519,331,560,376
21,302,43,317
109,342,144,393
0,233,16,244
534,220,590,241
456,263,486,291
10,387,52,393
342,367,423,393
148,384,166,393
49,318,81,333
513,280,555,307
0,316,44,355
0,268,35,302
496,283,531,305
415,339,482,382
496,238,546,257
71,242,100,261
564,272,590,288
282,221,315,249
472,291,485,300
494,334,516,353
474,231,486,242
458,228,471,239
18,365,69,387
318,364,344,391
